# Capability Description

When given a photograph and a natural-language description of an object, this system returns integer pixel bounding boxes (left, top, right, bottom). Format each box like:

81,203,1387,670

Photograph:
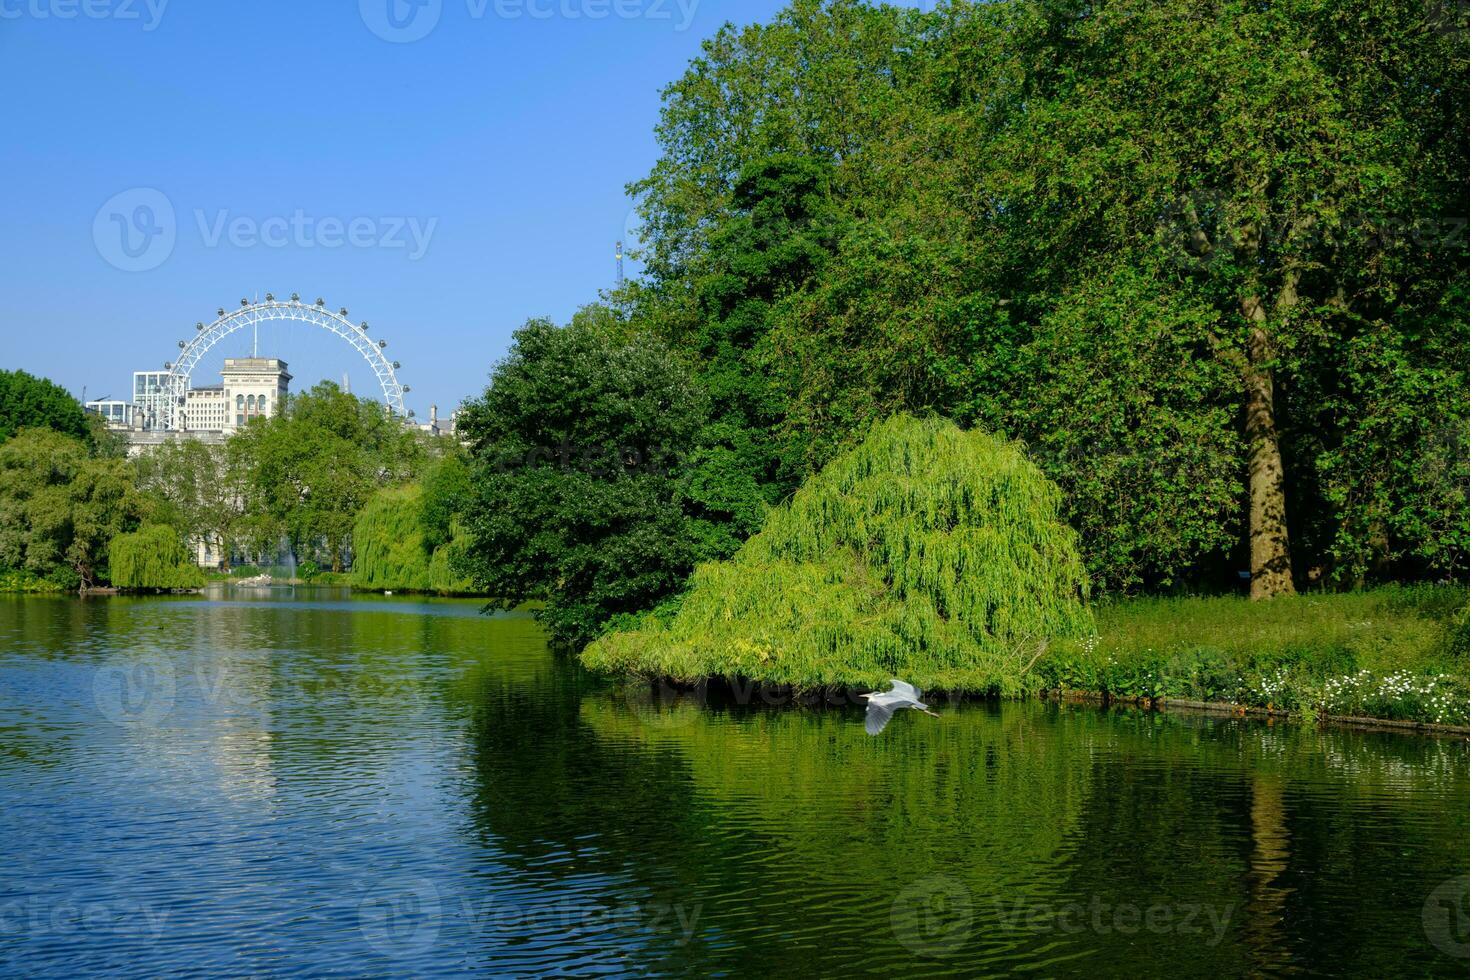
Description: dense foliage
622,0,1470,597
0,373,444,590
0,369,92,444
1042,588,1470,726
352,483,474,595
0,428,140,588
108,525,206,591
584,416,1094,692
132,439,244,570
455,314,732,646
437,0,1470,666
228,382,431,570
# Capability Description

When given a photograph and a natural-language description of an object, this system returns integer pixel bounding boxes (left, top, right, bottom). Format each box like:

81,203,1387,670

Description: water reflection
1,593,1468,976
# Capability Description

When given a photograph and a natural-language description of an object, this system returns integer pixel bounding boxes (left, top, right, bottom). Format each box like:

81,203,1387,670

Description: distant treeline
0,370,449,592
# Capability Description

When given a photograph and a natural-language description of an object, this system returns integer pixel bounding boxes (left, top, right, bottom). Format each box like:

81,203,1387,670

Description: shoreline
1044,689,1470,739
614,673,1470,740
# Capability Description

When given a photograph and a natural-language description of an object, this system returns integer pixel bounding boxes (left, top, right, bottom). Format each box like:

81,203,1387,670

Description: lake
1,589,1469,977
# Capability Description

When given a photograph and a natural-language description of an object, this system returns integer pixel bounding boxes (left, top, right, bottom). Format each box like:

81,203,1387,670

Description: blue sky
0,0,839,417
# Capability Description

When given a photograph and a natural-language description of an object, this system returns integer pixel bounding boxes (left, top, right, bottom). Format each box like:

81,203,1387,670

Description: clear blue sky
0,0,871,417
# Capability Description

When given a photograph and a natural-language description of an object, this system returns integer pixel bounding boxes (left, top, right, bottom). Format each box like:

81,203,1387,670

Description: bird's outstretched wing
865,701,896,736
888,679,921,701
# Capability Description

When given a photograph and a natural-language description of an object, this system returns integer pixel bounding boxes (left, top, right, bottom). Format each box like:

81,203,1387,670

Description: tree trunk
1241,294,1296,599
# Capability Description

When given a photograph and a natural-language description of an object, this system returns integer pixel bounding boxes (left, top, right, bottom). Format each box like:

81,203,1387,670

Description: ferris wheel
159,294,409,431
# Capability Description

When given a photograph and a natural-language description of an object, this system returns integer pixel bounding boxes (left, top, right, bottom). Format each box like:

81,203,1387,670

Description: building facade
88,358,292,437
181,358,292,432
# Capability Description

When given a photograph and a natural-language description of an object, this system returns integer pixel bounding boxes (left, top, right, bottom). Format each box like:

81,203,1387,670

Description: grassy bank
1038,588,1470,727
594,586,1470,731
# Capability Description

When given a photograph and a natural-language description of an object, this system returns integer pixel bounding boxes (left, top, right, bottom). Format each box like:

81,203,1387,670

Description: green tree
584,415,1093,693
108,525,206,591
229,383,431,571
132,438,244,570
629,0,1470,596
0,369,92,444
0,428,141,588
352,483,475,594
455,315,717,646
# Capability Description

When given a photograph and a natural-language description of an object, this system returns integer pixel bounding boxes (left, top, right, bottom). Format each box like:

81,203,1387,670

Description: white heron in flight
860,679,940,735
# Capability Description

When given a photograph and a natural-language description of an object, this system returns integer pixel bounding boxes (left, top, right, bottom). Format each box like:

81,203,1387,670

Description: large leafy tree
629,0,1470,595
133,439,245,570
0,370,92,444
455,312,719,646
0,429,141,587
229,383,429,570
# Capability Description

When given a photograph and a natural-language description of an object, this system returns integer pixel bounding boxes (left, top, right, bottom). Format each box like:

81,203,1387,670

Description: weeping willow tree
352,484,476,595
107,525,205,592
583,415,1093,694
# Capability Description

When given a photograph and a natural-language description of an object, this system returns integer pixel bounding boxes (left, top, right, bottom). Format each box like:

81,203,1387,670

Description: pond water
2,590,1469,977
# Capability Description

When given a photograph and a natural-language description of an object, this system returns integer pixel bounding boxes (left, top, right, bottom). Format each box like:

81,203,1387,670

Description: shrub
583,415,1094,694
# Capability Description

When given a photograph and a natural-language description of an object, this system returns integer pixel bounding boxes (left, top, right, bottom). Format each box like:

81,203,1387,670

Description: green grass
1039,587,1470,726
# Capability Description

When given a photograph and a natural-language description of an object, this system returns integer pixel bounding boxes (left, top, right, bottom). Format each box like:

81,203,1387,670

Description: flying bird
860,679,939,735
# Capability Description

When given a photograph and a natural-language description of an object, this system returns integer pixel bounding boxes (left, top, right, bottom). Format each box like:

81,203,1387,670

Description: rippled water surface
3,590,1470,977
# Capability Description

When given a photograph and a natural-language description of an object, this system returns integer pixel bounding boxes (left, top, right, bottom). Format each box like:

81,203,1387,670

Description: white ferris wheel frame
161,298,406,431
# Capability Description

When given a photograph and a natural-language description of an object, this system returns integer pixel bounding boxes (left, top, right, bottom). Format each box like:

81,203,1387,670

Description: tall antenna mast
615,241,624,290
